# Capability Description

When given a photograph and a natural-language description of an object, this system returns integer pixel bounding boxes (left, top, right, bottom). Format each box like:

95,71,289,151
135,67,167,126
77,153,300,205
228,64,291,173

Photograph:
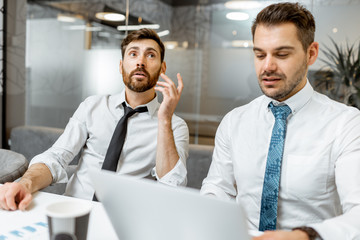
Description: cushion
0,149,28,183
10,125,80,165
187,144,214,189
10,125,64,161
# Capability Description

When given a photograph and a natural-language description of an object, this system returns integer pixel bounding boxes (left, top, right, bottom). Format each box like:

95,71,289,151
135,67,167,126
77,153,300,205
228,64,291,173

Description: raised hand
154,72,184,178
154,73,184,122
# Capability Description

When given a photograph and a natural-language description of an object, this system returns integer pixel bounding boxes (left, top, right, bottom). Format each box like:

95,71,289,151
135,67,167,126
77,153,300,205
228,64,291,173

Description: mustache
130,67,150,79
260,72,286,79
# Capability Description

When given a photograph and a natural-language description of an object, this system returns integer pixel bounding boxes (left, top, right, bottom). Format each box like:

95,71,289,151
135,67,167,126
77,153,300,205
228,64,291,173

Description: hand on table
252,230,310,240
0,182,32,211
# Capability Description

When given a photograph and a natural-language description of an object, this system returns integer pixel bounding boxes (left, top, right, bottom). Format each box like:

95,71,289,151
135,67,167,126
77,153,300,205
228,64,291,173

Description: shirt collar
114,89,160,117
264,79,314,115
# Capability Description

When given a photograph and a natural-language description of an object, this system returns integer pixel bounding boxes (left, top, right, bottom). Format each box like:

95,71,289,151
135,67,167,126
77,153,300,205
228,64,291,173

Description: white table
0,190,119,240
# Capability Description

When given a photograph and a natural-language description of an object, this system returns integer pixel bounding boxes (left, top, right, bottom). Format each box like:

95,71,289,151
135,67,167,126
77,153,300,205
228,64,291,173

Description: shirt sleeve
152,116,189,186
29,100,89,184
200,112,237,200
309,110,360,239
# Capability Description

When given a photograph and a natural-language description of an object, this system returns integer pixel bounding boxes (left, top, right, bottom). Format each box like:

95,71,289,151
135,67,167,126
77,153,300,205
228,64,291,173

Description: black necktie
93,102,148,201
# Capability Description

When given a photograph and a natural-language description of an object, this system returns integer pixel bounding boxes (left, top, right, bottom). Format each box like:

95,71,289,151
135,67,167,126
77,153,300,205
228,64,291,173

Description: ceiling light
57,14,77,23
226,12,249,21
63,25,102,32
231,40,253,48
117,24,160,31
95,12,125,22
225,1,262,9
332,28,338,33
157,30,170,37
164,41,178,50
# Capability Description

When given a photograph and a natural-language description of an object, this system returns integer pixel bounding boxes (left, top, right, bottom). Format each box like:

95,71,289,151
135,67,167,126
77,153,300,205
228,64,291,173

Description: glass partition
0,0,3,147
26,0,360,145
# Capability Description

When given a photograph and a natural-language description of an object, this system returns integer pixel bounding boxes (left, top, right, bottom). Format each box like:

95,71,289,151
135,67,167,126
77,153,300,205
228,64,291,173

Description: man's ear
307,42,319,66
119,60,123,74
161,61,167,74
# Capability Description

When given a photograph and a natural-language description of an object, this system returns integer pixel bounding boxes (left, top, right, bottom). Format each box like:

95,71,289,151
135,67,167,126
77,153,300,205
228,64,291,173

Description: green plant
313,38,360,108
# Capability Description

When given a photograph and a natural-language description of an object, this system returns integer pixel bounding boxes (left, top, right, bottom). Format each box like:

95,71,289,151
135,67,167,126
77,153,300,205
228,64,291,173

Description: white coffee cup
46,201,92,240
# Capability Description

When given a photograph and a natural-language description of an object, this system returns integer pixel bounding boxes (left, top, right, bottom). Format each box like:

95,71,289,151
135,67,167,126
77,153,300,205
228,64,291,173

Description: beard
122,66,161,92
258,57,308,101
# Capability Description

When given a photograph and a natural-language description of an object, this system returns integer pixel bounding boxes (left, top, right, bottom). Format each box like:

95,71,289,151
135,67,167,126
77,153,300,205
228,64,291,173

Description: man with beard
0,28,189,210
201,3,360,240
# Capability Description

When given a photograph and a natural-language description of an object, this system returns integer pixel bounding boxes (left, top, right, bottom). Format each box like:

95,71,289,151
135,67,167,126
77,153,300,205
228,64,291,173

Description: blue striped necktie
259,102,291,231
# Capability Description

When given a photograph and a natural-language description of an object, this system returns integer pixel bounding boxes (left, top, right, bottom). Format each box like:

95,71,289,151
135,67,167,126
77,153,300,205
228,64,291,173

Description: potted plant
312,38,360,108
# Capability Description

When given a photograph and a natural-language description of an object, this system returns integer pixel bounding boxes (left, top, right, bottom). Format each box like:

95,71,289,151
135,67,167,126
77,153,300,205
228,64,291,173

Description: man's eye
129,52,137,57
277,53,289,58
256,54,265,59
148,53,155,58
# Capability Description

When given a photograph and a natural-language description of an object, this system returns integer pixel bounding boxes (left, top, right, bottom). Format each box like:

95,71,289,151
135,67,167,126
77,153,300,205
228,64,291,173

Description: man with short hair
201,3,360,240
0,28,189,210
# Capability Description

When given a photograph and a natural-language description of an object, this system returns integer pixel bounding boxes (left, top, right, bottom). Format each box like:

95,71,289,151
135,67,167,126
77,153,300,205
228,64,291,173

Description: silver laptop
89,169,251,240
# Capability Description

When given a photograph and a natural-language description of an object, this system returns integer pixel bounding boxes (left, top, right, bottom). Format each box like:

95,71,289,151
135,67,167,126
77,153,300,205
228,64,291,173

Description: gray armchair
0,149,28,184
10,125,80,193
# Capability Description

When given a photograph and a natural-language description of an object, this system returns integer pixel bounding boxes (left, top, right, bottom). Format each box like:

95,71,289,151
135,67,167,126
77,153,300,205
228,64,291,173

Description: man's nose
263,56,277,72
136,55,146,68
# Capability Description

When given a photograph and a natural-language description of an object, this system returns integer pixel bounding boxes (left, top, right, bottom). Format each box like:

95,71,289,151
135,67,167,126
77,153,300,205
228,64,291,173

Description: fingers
0,188,9,210
5,192,18,211
18,193,32,211
156,73,183,97
156,81,174,98
155,73,184,120
5,183,24,210
176,73,184,95
156,76,175,96
158,73,173,85
0,182,31,211
0,183,14,210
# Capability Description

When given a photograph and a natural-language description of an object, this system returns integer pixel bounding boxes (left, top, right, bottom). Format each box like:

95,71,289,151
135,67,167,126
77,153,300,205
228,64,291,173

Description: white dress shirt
201,81,360,240
30,90,189,200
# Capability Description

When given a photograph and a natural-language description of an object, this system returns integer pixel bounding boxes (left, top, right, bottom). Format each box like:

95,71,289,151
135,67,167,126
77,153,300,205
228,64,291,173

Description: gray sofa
10,125,214,194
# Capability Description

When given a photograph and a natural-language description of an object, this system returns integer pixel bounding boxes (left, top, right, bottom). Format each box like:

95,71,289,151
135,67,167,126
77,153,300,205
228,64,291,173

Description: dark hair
121,28,165,62
251,2,315,51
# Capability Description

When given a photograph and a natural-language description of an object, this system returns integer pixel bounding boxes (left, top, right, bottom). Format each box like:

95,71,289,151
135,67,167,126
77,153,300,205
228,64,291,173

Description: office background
2,0,360,148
